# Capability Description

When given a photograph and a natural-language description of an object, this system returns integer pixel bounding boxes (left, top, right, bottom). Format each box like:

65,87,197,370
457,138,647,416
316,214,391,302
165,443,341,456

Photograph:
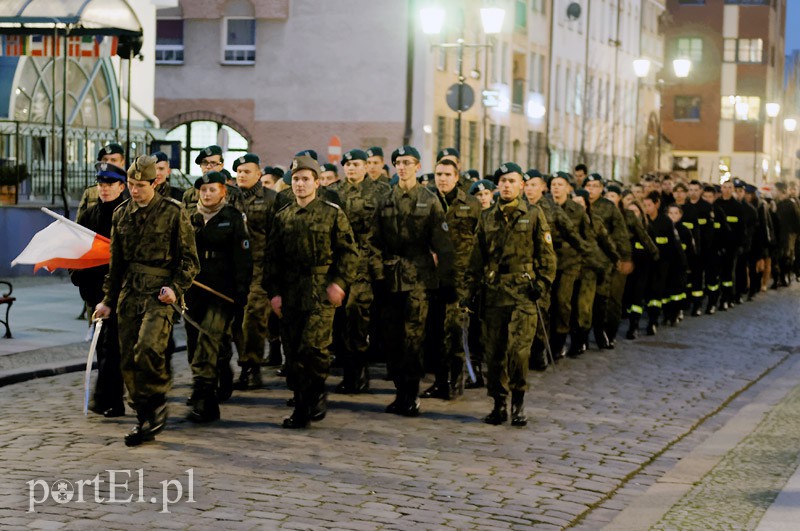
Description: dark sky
788,0,799,55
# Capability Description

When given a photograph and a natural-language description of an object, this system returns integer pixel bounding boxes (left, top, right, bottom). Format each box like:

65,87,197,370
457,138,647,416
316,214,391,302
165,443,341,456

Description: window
720,95,761,121
725,0,767,4
674,96,701,120
436,116,446,154
515,0,527,31
155,19,184,64
165,120,249,175
678,0,705,4
723,38,737,62
676,37,702,62
738,39,763,63
223,18,255,64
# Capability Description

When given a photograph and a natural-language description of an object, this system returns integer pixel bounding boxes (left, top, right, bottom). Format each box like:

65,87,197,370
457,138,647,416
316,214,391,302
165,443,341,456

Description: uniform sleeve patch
442,222,449,232
242,239,250,250
544,232,553,244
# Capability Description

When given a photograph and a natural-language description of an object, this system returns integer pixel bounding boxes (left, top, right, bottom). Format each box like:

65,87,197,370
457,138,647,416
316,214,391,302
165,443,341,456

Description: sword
459,308,477,383
168,300,214,338
84,314,104,416
534,300,557,372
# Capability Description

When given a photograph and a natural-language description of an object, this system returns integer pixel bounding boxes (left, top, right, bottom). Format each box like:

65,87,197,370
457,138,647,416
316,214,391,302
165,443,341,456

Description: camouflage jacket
591,197,632,261
465,199,557,307
264,197,359,312
239,183,277,277
438,187,481,286
156,181,185,202
553,199,593,271
370,183,456,292
337,177,390,281
102,194,199,307
535,196,601,270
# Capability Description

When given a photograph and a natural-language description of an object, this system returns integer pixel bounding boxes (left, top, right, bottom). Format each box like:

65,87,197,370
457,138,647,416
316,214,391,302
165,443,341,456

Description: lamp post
633,57,691,175
421,5,505,159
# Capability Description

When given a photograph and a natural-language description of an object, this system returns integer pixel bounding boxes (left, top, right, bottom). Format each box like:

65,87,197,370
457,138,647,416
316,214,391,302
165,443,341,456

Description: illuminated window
720,95,761,121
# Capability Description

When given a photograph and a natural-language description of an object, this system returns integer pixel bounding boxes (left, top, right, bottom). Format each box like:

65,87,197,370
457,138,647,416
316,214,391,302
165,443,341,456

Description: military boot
282,392,310,429
309,381,328,422
187,381,220,423
593,326,610,350
449,359,465,399
604,325,617,349
465,362,485,389
510,391,528,427
484,397,508,425
125,404,167,447
626,314,640,340
567,330,586,358
264,340,282,367
353,364,370,394
646,313,658,336
550,332,568,359
247,365,263,389
233,365,251,391
420,368,451,400
529,339,548,371
385,385,406,415
400,380,421,417
217,358,233,402
691,299,703,317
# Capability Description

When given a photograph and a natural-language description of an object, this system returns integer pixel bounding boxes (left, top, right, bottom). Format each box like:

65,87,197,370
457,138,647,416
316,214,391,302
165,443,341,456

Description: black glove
526,281,542,302
439,284,458,305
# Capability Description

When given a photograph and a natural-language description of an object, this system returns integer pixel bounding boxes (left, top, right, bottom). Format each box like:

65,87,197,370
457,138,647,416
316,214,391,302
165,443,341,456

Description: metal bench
0,281,15,338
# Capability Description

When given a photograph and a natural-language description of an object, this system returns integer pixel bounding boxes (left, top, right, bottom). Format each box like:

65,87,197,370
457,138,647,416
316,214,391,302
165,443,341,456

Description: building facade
661,0,786,185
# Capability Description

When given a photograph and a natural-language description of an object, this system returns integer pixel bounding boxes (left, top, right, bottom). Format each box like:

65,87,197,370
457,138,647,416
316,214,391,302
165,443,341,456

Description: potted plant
0,164,29,205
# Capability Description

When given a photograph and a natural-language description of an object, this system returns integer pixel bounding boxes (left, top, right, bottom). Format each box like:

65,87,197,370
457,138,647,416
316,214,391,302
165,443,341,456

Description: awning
0,0,142,36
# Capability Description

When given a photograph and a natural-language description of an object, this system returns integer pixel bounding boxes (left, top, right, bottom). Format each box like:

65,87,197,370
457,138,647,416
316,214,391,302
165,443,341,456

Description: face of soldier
366,156,384,180
667,205,682,224
632,185,644,202
702,190,715,204
320,171,339,187
572,195,586,209
200,155,223,175
497,173,523,201
735,187,745,201
643,198,658,218
721,181,734,199
394,156,420,189
662,179,674,194
434,163,459,195
261,173,278,187
584,180,603,203
574,169,586,186
128,179,156,206
673,187,687,205
523,178,546,204
97,181,125,203
199,182,226,207
101,153,125,168
475,189,494,209
236,162,261,190
344,159,367,184
621,193,635,210
605,191,620,206
688,184,701,202
550,177,569,203
155,161,170,186
292,168,319,203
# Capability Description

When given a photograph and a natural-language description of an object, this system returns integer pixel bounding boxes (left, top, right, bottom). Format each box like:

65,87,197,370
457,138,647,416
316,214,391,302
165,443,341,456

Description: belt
498,263,533,274
129,263,170,277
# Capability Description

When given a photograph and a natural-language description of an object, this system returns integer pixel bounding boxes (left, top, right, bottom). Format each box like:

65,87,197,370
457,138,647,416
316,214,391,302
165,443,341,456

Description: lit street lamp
421,4,505,158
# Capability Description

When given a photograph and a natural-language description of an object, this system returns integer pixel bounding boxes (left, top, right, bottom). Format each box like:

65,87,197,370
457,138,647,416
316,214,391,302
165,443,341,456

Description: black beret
295,149,318,161
220,168,233,181
366,146,384,158
464,169,480,180
525,169,544,181
195,145,223,164
437,147,460,161
320,163,338,174
267,166,284,178
282,169,292,185
418,172,432,184
713,184,721,193
341,149,368,166
97,142,124,161
469,179,496,194
151,151,169,163
194,171,227,190
492,162,523,183
585,173,604,184
606,184,622,195
550,171,576,188
574,188,590,202
732,178,745,188
232,153,260,171
744,184,758,194
391,145,421,165
95,162,127,183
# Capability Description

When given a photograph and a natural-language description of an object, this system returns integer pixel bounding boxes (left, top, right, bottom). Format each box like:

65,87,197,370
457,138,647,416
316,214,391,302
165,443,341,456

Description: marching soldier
366,147,391,185
436,147,473,193
77,142,128,220
745,184,774,299
470,179,497,210
334,149,390,394
733,180,757,304
320,163,341,189
772,182,800,287
264,155,359,429
370,145,456,417
463,162,556,426
642,191,681,334
185,171,252,423
95,155,199,446
620,191,659,339
181,145,245,212
715,180,744,309
152,151,185,201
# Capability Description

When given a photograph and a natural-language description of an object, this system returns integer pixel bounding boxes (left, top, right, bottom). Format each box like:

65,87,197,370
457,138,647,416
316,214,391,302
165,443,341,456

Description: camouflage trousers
281,303,336,393
574,268,598,331
382,285,429,386
117,290,174,412
551,266,580,335
601,269,627,336
341,280,373,366
482,303,537,398
232,281,270,366
186,298,234,385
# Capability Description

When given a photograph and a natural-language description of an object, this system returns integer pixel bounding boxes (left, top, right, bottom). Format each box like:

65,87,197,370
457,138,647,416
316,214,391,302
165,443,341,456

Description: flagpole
40,207,110,242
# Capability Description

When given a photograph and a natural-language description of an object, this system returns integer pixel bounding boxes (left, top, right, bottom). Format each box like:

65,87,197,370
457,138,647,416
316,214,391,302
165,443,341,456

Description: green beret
550,171,576,188
585,173,604,185
97,142,124,161
151,151,169,163
366,146,384,158
341,149,368,166
195,145,223,165
437,147,460,161
492,162,523,183
606,185,622,195
574,188,590,202
295,149,318,161
194,171,227,189
291,155,320,177
320,163,338,174
233,153,260,172
464,169,480,180
469,179,496,194
525,169,544,181
391,145,421,165
220,168,233,181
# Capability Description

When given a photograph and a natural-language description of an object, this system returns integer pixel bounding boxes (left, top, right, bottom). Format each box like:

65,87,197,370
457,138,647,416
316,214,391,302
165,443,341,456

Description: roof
0,0,142,36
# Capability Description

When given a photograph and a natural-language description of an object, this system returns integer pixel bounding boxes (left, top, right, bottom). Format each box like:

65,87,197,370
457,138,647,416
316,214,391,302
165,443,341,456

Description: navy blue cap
437,147,460,161
469,179,496,195
744,184,758,194
95,162,126,183
97,142,124,161
341,149,368,166
151,151,169,163
492,162,524,183
295,149,318,161
391,145,421,165
366,146,384,158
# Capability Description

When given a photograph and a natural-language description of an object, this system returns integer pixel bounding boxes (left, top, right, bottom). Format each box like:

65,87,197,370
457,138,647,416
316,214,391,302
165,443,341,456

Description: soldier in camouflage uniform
366,147,391,185
228,153,278,390
464,162,556,426
370,145,457,417
95,155,199,446
334,149,389,394
77,142,128,220
265,155,358,429
436,147,473,194
185,171,252,423
420,158,481,400
181,145,244,212
152,151,185,201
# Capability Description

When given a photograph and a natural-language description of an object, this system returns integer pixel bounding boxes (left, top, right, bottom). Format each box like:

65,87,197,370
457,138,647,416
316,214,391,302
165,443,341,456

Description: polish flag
11,208,110,272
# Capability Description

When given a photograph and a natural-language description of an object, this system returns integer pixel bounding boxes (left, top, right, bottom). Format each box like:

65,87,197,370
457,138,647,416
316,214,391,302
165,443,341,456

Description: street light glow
672,59,691,78
480,7,505,34
784,118,797,132
632,58,651,78
420,6,445,35
766,102,781,118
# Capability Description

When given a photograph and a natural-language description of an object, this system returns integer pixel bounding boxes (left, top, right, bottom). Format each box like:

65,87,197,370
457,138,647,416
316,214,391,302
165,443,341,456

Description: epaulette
114,198,130,212
164,197,182,207
275,202,292,214
323,200,341,210
419,186,438,199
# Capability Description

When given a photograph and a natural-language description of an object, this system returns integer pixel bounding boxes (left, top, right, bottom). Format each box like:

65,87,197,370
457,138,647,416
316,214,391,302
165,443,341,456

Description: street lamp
633,57,693,174
421,4,505,159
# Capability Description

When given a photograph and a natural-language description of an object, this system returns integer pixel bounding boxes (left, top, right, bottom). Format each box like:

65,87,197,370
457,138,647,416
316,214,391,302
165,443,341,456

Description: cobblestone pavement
1,285,799,530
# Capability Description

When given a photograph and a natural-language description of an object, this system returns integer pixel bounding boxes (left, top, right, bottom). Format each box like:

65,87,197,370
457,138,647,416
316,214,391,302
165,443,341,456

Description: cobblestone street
1,281,799,529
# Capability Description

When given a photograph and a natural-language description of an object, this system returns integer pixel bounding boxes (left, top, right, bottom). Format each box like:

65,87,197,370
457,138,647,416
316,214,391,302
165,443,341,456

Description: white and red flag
11,208,110,272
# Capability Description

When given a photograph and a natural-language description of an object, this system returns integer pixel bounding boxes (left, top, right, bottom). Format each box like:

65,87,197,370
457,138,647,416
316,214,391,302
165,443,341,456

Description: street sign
446,83,475,112
328,136,342,164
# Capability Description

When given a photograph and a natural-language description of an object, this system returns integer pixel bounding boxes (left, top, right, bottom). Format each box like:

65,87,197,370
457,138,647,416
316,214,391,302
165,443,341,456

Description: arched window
165,120,249,175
